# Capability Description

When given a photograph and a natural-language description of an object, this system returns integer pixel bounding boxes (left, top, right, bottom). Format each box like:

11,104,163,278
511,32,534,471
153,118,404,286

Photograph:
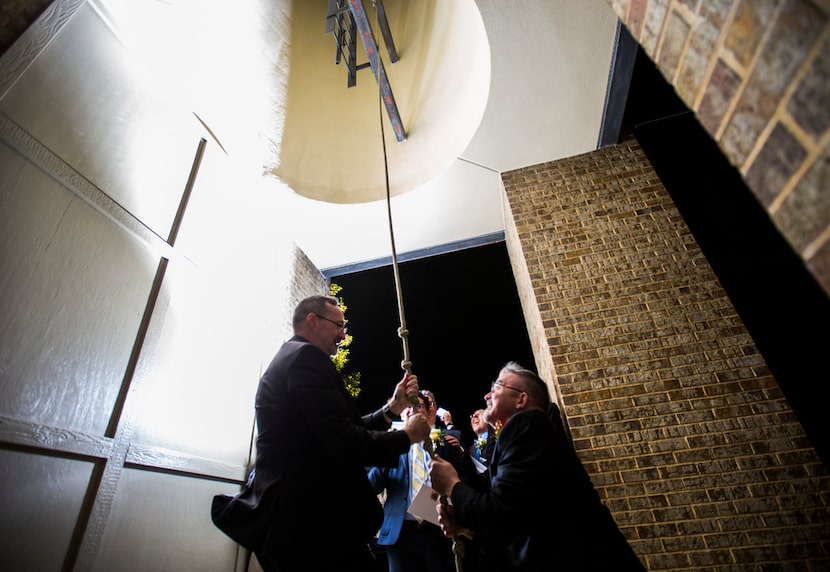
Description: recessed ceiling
274,0,490,204
97,0,622,271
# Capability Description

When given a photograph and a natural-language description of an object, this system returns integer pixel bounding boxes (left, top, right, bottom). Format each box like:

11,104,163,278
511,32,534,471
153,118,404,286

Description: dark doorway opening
332,241,536,446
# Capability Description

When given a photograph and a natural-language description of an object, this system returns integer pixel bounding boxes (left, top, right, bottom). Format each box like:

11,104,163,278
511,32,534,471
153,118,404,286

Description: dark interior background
334,241,534,446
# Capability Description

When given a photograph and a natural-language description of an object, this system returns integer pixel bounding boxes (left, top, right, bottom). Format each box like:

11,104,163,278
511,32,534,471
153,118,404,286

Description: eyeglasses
416,403,427,410
314,313,348,333
491,379,524,394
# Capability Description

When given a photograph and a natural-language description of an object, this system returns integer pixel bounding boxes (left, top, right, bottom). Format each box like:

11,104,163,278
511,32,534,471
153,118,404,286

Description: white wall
0,1,324,569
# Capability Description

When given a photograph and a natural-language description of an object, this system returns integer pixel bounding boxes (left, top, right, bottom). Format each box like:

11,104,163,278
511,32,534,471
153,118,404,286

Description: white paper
471,456,487,474
407,484,441,526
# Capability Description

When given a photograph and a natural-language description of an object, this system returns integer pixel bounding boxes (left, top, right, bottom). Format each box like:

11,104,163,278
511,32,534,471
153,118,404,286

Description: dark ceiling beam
348,0,406,142
375,0,399,63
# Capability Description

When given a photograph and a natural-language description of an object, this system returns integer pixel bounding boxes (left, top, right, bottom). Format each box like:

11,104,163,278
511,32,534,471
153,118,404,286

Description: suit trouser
255,524,376,572
386,519,456,572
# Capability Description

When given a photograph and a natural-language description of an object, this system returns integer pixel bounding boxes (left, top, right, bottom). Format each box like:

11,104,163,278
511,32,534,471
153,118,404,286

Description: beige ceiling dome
271,0,490,204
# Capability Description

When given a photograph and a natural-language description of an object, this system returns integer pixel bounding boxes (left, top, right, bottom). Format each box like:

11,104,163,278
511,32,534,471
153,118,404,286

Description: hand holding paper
407,484,440,526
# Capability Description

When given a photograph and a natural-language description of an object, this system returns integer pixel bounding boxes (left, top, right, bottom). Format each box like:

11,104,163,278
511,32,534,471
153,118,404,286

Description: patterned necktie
410,443,428,502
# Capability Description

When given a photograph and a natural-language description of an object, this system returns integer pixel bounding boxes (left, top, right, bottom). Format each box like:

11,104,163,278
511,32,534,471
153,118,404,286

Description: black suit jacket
470,426,497,465
431,421,465,467
451,406,644,571
211,335,410,561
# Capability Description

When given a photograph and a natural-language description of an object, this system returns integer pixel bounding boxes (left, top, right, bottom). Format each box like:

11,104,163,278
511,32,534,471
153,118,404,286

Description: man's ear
516,392,530,410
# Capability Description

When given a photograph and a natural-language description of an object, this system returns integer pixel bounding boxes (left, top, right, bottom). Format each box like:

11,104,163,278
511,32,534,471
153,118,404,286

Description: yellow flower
493,421,503,438
430,427,445,447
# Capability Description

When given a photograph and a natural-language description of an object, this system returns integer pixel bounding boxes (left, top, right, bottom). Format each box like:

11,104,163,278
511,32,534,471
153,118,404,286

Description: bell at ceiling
270,0,490,204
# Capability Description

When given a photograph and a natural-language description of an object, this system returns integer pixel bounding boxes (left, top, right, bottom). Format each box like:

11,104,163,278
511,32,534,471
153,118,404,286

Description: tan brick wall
503,137,830,570
289,245,331,309
604,0,830,304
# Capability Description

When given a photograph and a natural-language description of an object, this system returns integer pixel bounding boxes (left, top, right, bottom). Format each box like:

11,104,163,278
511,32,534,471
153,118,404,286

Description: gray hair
502,361,550,408
419,389,437,409
293,295,339,330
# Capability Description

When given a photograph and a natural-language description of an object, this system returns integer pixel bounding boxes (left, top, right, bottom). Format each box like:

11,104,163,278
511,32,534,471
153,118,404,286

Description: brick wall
289,245,331,311
604,0,830,302
502,137,830,570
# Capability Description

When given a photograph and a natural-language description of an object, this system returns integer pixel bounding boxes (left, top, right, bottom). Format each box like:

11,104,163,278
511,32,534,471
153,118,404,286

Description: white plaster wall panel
93,468,240,572
463,0,618,170
127,142,298,464
0,449,95,571
281,158,506,270
128,255,269,465
0,2,202,239
172,143,297,335
0,142,158,435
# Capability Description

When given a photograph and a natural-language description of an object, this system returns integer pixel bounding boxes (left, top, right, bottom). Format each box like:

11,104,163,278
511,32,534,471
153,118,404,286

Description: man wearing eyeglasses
430,362,644,571
212,295,431,572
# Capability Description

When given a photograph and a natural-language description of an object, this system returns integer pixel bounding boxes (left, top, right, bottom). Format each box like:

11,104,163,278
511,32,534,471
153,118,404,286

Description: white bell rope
371,5,464,570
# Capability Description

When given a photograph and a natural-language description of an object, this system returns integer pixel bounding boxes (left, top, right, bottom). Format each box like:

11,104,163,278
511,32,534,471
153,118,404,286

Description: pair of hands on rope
390,373,431,444
391,373,471,538
430,454,475,540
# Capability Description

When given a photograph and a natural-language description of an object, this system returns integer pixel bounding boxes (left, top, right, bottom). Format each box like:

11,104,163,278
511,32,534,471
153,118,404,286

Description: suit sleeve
450,414,549,545
288,345,409,468
362,408,390,430
366,466,390,495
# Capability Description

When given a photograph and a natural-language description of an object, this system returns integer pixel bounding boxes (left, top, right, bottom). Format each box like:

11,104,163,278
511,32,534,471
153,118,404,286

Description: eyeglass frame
314,313,348,333
491,379,525,394
418,391,434,409
403,397,427,413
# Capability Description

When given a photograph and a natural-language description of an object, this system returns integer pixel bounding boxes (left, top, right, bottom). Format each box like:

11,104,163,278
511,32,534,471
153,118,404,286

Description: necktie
410,443,428,502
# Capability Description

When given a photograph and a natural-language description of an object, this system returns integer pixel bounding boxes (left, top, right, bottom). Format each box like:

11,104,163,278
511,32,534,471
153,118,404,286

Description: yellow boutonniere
493,421,503,439
430,427,446,447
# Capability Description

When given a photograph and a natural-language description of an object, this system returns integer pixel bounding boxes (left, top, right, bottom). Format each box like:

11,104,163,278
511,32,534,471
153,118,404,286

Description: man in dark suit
469,408,496,465
211,295,430,571
419,389,465,465
430,362,645,572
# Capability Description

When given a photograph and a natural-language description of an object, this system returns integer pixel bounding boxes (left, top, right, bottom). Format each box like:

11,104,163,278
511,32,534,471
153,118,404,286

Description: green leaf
330,282,362,397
